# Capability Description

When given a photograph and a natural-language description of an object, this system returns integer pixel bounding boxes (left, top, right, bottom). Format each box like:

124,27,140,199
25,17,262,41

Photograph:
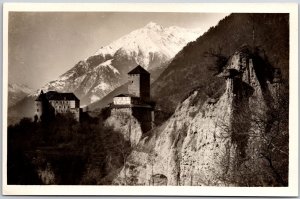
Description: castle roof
111,104,153,109
115,94,137,98
35,91,79,101
128,65,150,75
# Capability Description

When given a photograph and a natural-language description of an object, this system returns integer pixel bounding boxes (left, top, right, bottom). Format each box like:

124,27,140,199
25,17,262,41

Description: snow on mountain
8,83,33,107
94,22,202,70
31,22,203,105
90,95,101,103
39,59,121,105
95,59,119,74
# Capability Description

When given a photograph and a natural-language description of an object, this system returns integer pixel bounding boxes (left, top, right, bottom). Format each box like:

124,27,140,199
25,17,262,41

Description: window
37,109,39,112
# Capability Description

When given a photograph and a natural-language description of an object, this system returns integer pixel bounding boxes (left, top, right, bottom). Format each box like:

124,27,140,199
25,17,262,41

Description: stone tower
128,65,150,101
112,65,155,134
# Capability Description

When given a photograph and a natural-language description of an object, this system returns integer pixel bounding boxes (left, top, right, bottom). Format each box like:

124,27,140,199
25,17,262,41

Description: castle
35,90,80,122
33,65,155,129
111,65,155,133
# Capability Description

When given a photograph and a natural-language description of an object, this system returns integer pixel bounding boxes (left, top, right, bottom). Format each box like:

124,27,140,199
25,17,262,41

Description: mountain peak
144,21,163,29
93,22,201,67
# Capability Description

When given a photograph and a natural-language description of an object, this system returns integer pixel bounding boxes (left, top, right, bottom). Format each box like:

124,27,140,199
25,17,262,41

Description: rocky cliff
112,46,288,186
105,111,143,146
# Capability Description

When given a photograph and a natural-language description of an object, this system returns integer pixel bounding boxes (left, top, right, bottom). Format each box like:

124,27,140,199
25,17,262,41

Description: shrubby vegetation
7,112,131,185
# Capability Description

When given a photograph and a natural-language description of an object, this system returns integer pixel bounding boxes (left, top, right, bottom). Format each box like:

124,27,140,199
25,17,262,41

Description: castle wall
75,100,80,108
139,74,150,101
113,97,131,105
35,100,55,122
132,107,153,133
69,108,80,122
111,107,132,115
128,74,141,97
128,74,150,101
37,100,80,122
49,100,77,114
34,91,80,122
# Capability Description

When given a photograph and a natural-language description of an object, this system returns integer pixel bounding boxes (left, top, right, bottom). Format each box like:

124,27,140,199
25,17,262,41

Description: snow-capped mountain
94,22,202,71
8,83,33,107
31,22,202,105
40,59,121,104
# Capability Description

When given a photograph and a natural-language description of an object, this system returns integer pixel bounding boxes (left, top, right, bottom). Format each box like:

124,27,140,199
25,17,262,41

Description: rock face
112,46,286,186
105,111,143,146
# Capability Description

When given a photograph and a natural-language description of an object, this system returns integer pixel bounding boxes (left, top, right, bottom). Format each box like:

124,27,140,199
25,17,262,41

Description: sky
8,12,229,90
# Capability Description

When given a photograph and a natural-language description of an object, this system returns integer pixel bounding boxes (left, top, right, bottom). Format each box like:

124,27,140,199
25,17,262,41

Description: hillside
112,46,288,186
151,13,289,113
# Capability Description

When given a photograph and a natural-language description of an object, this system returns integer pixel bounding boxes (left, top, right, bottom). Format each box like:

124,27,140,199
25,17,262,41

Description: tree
103,127,132,185
204,46,228,75
216,81,288,186
147,152,158,185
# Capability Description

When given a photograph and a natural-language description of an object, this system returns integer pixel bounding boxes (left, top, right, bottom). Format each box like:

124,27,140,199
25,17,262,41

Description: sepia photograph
2,3,298,196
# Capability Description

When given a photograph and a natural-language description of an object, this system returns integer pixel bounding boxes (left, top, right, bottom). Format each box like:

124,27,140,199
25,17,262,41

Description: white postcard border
2,3,298,196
